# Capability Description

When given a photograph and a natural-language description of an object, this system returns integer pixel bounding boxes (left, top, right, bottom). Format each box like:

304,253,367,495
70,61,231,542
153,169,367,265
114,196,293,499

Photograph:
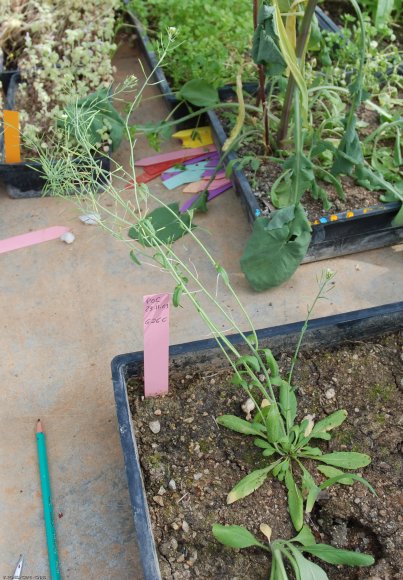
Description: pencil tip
36,419,43,433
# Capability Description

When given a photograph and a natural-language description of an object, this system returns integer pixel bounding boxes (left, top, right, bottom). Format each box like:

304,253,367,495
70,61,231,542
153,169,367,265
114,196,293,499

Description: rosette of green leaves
212,523,375,578
216,356,374,532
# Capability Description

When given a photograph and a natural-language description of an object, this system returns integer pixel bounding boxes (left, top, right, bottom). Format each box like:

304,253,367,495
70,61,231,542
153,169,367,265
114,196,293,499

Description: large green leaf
302,544,374,567
287,543,329,580
216,415,266,437
212,524,264,549
331,114,363,176
317,452,371,469
240,204,311,291
285,469,304,531
374,0,395,27
128,202,194,247
310,410,347,438
227,465,274,504
279,380,297,429
316,466,354,485
266,403,284,444
251,5,286,76
177,79,220,108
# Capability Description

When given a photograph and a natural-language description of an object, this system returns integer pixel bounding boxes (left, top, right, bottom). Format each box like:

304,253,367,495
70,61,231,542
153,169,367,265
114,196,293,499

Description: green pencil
36,419,61,580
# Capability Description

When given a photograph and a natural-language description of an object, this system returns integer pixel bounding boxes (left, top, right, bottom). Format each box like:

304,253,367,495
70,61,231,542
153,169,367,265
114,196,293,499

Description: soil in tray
127,332,402,579
217,108,391,223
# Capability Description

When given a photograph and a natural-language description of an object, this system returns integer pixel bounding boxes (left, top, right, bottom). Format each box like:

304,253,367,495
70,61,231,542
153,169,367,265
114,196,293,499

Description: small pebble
168,479,177,491
158,486,166,496
154,409,162,416
194,473,203,481
325,388,336,400
149,420,161,434
79,213,101,225
182,521,190,533
60,231,75,244
354,498,361,504
354,408,360,413
153,495,164,507
171,522,179,530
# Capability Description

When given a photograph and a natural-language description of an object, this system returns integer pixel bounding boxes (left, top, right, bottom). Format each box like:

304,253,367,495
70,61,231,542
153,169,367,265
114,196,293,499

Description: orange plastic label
3,110,21,163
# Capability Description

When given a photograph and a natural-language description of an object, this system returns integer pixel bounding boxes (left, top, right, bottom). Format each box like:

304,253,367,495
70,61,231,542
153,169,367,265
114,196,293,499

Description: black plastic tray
0,72,111,198
111,301,403,580
130,9,403,262
208,110,403,262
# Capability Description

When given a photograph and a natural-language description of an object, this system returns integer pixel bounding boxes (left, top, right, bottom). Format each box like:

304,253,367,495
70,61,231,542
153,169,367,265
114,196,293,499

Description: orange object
3,110,21,163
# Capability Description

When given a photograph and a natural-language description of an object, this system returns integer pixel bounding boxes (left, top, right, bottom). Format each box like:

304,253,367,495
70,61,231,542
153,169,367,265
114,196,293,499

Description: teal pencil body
36,426,61,580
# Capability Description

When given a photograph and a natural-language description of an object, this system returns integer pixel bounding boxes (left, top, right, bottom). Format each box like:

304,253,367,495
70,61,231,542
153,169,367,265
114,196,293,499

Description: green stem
277,0,319,145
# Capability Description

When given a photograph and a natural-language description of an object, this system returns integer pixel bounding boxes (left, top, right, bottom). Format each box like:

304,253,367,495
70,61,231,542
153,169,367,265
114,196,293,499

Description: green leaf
310,410,347,438
291,524,317,547
259,349,280,377
317,466,354,485
251,5,286,76
172,284,183,307
214,263,230,285
301,544,374,567
279,380,297,429
128,203,194,247
235,355,261,373
331,114,363,176
317,452,371,469
177,79,220,108
305,484,321,513
212,524,263,549
227,465,274,504
188,190,209,213
285,469,304,531
374,0,395,27
254,438,277,453
271,155,314,208
320,473,376,495
266,403,284,444
240,204,311,291
129,250,141,265
286,543,329,579
300,447,323,457
217,415,266,437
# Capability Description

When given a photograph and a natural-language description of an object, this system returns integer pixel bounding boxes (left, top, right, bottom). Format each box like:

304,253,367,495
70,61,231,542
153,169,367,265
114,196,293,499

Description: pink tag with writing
143,293,170,397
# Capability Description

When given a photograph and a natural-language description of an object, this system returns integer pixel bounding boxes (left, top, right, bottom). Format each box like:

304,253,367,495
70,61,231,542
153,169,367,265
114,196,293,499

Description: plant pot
111,301,403,579
0,72,111,198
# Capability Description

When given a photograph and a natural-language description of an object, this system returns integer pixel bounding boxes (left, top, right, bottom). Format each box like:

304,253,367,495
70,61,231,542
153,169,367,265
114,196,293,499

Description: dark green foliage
128,202,194,246
252,4,286,76
240,205,312,291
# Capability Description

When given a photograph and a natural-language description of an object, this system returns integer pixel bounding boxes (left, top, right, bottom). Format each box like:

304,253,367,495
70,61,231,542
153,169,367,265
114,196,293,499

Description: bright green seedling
212,523,375,578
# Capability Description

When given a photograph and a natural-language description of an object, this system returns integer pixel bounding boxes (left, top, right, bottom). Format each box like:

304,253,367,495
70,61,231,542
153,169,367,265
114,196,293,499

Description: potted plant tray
0,72,111,198
111,301,403,580
130,10,403,263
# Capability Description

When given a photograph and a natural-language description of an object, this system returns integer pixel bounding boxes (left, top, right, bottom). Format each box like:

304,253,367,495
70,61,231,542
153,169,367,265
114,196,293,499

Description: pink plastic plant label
143,293,170,397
